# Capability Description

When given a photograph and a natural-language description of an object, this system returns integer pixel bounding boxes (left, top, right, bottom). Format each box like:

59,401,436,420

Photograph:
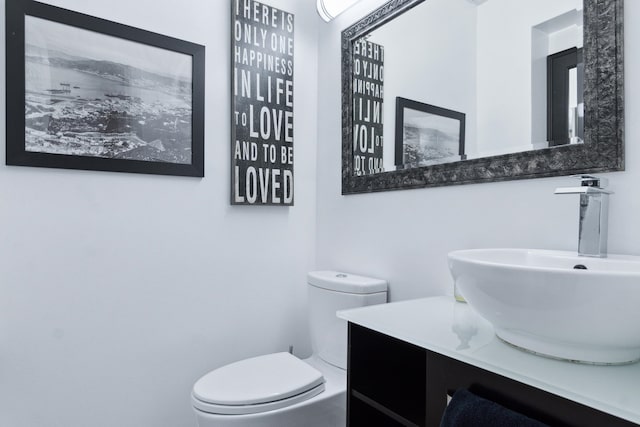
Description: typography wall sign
231,0,294,206
5,0,205,177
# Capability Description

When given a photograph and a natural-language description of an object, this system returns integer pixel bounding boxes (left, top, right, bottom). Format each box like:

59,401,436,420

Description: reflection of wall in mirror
475,0,582,158
358,0,583,170
365,0,477,173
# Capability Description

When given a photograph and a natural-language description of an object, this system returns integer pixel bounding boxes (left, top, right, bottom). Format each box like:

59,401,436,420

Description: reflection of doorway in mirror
547,47,584,147
530,6,583,150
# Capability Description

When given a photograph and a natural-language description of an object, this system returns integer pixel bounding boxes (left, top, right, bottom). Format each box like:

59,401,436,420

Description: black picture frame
6,0,205,177
395,97,465,168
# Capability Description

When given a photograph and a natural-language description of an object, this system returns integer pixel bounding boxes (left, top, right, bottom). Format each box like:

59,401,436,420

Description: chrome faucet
555,175,613,258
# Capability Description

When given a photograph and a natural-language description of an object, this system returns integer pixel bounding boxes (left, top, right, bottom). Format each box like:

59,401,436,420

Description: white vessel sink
448,248,640,365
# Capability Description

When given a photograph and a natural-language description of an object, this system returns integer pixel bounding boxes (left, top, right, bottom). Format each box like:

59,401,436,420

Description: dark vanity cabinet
347,323,638,427
348,323,427,426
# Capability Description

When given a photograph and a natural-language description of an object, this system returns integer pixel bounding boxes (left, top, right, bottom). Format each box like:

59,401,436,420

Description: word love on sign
231,0,294,206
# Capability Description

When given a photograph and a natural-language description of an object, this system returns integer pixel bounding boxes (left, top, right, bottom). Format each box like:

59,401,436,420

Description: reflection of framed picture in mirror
6,0,205,177
394,97,466,169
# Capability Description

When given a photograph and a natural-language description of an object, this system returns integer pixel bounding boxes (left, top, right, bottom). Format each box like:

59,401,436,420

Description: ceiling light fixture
317,0,361,22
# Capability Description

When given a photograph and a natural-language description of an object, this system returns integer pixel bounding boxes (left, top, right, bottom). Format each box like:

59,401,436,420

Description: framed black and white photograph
395,97,465,168
6,0,205,177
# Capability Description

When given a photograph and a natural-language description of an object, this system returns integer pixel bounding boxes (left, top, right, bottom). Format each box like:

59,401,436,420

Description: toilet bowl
192,354,346,427
191,271,387,427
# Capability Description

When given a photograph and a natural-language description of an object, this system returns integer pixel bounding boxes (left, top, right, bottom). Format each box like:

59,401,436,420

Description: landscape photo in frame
395,97,466,168
6,0,205,176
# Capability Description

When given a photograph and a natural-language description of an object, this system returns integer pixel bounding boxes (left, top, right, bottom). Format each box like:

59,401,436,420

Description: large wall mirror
342,0,623,194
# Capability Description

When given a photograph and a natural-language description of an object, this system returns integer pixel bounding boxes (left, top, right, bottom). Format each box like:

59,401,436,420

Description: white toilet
191,271,387,427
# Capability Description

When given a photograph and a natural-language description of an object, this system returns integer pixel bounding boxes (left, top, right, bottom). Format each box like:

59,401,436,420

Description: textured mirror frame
341,0,624,194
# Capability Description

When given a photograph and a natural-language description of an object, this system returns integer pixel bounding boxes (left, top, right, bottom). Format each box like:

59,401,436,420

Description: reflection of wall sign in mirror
547,47,584,147
231,0,294,206
395,98,465,168
352,38,384,176
5,0,205,177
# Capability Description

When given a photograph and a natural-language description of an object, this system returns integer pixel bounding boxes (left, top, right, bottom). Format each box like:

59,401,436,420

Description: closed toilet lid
192,352,325,415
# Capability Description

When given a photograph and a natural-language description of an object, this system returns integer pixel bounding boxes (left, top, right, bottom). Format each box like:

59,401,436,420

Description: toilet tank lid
308,271,387,294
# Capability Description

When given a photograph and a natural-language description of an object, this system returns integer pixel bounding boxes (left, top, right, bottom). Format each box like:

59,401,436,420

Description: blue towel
440,389,549,427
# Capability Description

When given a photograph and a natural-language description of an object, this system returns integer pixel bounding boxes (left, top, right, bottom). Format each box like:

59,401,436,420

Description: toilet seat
192,352,325,415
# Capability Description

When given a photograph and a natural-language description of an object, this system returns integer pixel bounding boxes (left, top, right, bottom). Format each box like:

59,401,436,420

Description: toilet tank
307,271,387,370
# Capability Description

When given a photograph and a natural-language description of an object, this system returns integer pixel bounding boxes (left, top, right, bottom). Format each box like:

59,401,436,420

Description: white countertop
337,296,640,425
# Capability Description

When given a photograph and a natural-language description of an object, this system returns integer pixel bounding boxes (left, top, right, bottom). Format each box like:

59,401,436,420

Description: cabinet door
348,323,427,427
349,396,408,427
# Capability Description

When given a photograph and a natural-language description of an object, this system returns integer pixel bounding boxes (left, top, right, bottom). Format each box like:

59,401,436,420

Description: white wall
0,1,318,426
316,0,640,302
1,0,638,424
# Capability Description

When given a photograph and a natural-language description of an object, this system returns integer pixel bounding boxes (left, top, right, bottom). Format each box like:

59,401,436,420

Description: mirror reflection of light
317,0,361,22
